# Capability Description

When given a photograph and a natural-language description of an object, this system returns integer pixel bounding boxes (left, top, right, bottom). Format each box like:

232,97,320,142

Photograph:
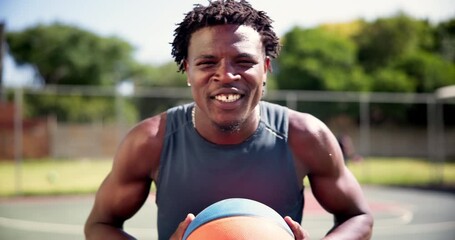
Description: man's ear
183,59,189,72
265,56,272,73
184,60,191,86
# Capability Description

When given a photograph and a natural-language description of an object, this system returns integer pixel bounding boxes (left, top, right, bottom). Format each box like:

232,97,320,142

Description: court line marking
0,194,450,238
373,204,413,225
0,200,415,237
303,201,414,226
373,221,455,236
1,216,453,238
0,217,82,235
0,216,157,238
0,217,455,238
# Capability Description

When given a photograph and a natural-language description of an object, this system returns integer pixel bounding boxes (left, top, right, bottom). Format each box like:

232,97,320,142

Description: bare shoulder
127,113,167,146
113,112,167,181
287,109,344,176
288,109,333,148
288,109,328,137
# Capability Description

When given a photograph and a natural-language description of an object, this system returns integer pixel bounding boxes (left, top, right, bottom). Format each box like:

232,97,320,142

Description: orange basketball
183,198,294,240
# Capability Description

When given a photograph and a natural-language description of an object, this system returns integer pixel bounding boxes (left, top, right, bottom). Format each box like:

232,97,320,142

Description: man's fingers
285,216,310,240
169,214,195,240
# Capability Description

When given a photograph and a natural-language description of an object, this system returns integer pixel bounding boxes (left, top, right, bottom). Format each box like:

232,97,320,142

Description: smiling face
185,24,270,142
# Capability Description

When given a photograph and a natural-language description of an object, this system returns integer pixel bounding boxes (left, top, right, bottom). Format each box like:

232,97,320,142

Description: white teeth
215,94,241,102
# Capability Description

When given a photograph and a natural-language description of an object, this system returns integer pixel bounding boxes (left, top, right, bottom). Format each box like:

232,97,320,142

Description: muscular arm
84,114,165,239
289,111,373,239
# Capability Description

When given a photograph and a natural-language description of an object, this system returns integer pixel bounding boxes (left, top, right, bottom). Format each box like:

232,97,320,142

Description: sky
1,0,454,86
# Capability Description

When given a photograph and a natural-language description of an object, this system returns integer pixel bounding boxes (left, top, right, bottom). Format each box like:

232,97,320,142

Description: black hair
171,0,280,72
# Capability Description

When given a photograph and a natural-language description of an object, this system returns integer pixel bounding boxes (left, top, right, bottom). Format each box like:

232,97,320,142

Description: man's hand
169,214,195,240
285,216,310,240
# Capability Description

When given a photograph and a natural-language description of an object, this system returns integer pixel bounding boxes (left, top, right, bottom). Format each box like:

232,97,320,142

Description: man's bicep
91,119,158,224
89,172,152,226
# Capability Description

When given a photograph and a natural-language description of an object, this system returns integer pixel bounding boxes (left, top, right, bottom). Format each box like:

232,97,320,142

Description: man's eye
237,60,256,67
197,61,216,66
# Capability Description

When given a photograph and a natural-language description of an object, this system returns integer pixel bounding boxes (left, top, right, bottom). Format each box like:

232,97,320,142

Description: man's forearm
323,213,373,240
85,223,136,240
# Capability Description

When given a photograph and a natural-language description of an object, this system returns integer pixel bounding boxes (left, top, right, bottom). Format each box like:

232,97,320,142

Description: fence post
359,93,370,157
435,101,445,184
286,92,298,110
14,87,23,195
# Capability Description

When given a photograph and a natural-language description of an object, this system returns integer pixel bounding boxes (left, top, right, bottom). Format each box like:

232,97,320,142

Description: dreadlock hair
171,0,281,72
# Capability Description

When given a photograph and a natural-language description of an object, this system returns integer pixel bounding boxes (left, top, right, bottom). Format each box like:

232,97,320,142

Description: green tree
434,18,455,63
7,23,136,85
393,51,455,92
276,27,369,91
7,23,140,123
370,68,416,92
132,62,187,87
354,13,434,71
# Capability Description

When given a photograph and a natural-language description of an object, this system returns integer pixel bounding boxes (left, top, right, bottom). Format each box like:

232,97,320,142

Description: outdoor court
0,186,454,240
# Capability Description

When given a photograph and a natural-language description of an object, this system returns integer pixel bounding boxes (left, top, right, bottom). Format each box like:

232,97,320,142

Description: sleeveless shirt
156,101,304,240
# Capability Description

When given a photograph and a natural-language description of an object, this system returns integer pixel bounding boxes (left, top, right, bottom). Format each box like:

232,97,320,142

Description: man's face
185,24,270,132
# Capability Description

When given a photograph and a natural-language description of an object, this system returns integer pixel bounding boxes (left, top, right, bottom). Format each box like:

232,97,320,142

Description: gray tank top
156,101,304,240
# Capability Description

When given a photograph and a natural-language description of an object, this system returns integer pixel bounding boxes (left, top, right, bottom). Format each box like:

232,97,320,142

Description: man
85,1,373,239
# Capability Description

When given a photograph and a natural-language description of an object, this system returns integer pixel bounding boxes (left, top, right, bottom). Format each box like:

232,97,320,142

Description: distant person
84,1,373,239
338,134,364,163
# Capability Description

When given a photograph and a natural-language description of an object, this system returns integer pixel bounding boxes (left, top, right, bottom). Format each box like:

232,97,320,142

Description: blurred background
0,1,454,240
0,0,454,200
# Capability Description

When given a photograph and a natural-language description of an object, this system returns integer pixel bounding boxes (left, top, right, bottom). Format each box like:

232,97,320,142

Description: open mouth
211,93,244,103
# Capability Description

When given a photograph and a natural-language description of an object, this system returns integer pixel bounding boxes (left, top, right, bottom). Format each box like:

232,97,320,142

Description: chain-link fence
1,85,454,162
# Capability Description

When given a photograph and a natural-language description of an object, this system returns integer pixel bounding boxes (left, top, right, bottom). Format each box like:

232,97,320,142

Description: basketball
182,198,295,240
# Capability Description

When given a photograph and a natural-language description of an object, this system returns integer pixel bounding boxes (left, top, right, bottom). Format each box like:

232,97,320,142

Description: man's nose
213,61,241,83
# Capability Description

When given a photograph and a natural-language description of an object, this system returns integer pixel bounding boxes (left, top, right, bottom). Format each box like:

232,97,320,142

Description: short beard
214,120,242,133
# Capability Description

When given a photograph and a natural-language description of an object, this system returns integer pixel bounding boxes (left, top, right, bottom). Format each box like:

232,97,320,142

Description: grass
348,157,455,187
0,158,112,197
0,157,454,197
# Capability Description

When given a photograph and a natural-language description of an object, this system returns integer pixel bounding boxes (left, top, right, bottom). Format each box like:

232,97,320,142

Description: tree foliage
275,13,455,94
354,13,434,71
276,27,369,91
392,51,455,92
433,18,455,63
274,13,455,125
132,62,187,87
7,23,141,123
7,23,136,85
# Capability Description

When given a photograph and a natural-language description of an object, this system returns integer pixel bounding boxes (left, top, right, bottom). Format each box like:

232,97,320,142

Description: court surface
0,186,454,240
